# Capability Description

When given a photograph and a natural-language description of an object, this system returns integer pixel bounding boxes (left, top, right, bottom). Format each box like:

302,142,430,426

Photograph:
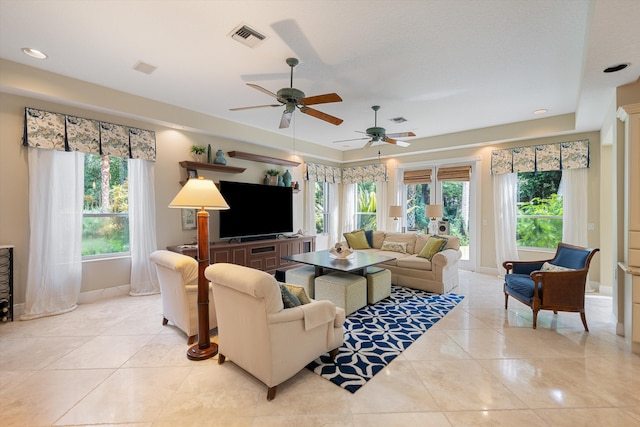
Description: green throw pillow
284,283,311,305
279,283,301,308
343,230,371,249
417,236,448,261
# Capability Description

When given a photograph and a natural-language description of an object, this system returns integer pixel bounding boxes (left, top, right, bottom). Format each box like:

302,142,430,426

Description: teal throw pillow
364,230,374,248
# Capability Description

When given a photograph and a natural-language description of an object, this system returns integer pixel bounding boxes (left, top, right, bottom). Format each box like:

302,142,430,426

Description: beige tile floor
1,270,640,426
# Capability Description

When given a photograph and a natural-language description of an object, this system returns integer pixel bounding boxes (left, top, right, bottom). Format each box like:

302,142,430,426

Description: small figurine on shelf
213,149,227,165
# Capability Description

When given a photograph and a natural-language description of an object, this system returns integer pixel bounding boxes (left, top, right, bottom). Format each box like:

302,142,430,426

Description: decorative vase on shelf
192,153,206,163
263,175,269,185
268,175,278,186
213,149,227,165
277,175,284,186
207,144,212,163
282,169,292,187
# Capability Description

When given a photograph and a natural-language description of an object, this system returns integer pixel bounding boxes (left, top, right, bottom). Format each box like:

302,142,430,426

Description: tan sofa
349,231,462,294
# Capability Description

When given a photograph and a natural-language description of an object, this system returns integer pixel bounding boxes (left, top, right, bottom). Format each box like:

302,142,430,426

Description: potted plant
190,145,206,162
266,168,280,186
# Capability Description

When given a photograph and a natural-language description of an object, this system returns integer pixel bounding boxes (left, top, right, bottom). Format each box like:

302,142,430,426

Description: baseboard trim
10,284,132,320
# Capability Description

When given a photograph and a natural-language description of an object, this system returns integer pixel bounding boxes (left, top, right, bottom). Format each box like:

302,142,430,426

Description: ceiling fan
230,58,343,129
334,105,415,149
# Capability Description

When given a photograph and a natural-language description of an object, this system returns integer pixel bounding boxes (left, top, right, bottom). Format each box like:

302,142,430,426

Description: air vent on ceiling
230,24,266,48
132,60,157,75
389,117,407,124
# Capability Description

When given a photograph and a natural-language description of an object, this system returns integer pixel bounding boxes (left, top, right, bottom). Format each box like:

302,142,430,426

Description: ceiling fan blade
385,131,416,138
383,137,411,147
279,111,293,129
300,93,342,106
362,139,374,150
299,107,343,126
332,137,369,143
247,83,279,99
230,104,281,111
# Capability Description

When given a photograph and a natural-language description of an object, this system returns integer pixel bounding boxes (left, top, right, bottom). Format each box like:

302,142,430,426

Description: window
314,181,329,234
405,183,431,232
82,154,129,256
516,171,563,249
355,182,377,229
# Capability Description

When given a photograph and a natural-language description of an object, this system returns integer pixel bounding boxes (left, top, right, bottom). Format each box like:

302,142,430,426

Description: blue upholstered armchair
503,243,599,330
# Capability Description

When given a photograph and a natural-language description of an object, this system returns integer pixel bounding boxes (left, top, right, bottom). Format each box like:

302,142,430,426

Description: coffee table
282,250,395,278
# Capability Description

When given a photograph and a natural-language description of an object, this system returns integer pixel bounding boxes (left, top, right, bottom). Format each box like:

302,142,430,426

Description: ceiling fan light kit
231,57,343,129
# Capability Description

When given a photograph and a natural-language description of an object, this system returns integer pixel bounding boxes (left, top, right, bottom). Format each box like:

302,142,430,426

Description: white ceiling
0,0,638,153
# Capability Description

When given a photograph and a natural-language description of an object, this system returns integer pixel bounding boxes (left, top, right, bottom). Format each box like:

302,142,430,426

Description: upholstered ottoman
366,266,391,304
285,265,316,298
315,272,366,315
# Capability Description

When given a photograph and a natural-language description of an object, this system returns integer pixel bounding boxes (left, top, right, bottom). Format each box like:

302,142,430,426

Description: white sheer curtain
128,159,160,296
304,180,316,236
375,181,387,231
341,183,356,236
22,148,84,320
493,172,519,275
328,183,340,246
560,168,588,247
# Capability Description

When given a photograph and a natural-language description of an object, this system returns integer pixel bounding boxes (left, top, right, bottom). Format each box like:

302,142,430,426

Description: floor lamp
169,177,229,361
425,204,443,235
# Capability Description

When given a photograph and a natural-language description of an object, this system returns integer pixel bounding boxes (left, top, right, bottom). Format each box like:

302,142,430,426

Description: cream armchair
205,263,345,400
149,250,217,344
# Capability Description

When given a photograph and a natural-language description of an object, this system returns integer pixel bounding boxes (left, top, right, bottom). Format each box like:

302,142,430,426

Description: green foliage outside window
442,181,469,246
315,181,327,234
356,182,376,230
516,171,563,249
82,154,129,256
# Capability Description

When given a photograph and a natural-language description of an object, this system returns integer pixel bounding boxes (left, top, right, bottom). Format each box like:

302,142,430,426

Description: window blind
437,166,472,181
403,169,432,184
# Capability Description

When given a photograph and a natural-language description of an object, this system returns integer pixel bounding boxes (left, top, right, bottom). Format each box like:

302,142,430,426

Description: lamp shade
388,205,402,219
169,177,229,210
425,204,443,219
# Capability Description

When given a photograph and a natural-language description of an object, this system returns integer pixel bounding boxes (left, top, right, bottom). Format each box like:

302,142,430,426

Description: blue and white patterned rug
307,285,464,393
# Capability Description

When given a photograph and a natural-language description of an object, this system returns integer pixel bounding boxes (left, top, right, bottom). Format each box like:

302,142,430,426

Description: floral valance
305,162,342,183
342,163,387,184
491,139,589,175
304,162,387,184
23,107,156,161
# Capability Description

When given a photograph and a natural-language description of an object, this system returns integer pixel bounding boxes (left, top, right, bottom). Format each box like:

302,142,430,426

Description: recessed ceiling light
533,109,548,115
21,48,47,59
603,63,630,73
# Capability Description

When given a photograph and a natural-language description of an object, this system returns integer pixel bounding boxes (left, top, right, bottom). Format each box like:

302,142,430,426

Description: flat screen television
218,180,293,240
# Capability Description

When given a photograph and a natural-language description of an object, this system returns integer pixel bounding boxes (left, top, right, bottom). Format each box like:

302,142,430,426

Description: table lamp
389,205,402,232
425,204,443,235
169,177,229,360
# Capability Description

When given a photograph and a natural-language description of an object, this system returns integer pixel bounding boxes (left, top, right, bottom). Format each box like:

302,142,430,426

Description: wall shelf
227,151,300,167
179,160,246,174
